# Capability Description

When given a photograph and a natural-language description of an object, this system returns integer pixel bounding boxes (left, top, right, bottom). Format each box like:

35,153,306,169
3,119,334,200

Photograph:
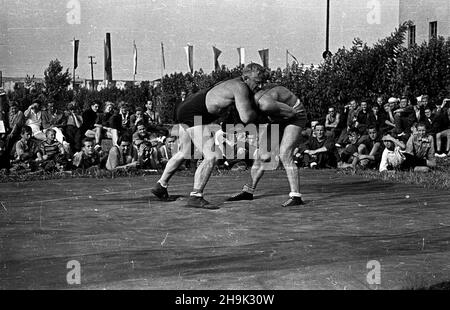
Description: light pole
323,0,332,60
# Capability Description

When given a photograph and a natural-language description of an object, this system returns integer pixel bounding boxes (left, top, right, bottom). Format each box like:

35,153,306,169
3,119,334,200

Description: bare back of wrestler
151,63,267,209
228,84,307,207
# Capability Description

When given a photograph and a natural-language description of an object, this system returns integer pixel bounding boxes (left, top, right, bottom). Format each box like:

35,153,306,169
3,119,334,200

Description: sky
0,0,400,81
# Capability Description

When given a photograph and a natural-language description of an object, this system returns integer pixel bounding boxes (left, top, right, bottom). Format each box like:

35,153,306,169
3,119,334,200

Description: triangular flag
133,41,137,75
184,44,194,74
237,47,245,66
213,46,222,71
258,49,269,68
73,39,79,70
287,49,299,65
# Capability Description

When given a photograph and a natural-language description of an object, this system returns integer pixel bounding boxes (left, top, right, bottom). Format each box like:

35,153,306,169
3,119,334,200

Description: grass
338,156,450,191
2,157,450,191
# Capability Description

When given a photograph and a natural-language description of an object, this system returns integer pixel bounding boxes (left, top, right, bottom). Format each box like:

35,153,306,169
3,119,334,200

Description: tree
44,59,71,104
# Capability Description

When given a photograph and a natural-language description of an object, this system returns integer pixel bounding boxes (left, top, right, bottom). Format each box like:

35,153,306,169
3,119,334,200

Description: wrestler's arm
257,95,297,119
233,84,258,124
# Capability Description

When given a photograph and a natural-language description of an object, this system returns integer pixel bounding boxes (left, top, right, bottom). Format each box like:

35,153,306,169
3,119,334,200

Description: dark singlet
176,79,254,128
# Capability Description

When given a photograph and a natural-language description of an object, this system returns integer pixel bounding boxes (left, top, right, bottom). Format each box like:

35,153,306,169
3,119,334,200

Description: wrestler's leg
189,125,220,194
279,124,302,195
159,124,191,186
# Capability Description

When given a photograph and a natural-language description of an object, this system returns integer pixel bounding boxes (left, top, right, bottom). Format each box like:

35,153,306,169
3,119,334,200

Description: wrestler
227,84,307,207
151,63,267,209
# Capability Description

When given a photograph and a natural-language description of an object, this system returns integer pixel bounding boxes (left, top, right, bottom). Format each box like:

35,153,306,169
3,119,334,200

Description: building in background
400,0,450,47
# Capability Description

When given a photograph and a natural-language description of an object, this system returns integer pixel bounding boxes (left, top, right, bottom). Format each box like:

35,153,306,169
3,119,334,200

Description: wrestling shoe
185,196,220,210
151,182,169,200
226,191,254,201
281,197,305,207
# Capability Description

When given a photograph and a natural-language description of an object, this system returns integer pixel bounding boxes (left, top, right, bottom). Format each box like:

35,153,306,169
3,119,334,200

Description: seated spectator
118,101,131,133
72,138,101,170
12,125,40,171
36,128,68,172
354,125,383,170
368,104,383,133
355,101,371,134
144,99,161,124
130,107,149,133
393,97,415,141
325,106,341,138
24,100,46,140
433,99,450,157
5,101,25,153
42,100,66,143
81,100,100,141
105,134,138,171
420,107,434,134
336,100,358,147
132,122,160,169
402,123,436,172
379,134,406,172
338,127,365,169
94,102,119,148
380,102,396,134
297,123,338,169
64,102,83,153
173,91,187,123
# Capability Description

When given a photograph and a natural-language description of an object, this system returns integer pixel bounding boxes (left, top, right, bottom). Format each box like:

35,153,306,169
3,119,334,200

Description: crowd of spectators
1,91,449,176
0,92,174,173
295,95,449,173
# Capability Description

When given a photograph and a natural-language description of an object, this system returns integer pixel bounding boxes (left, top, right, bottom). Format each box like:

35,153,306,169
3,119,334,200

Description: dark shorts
176,89,219,127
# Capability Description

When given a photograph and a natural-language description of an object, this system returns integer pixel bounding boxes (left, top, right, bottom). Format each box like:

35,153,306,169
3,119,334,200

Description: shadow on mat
98,195,185,203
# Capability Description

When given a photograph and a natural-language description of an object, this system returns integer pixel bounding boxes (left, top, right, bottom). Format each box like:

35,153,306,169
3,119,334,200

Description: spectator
42,100,66,143
13,125,40,170
173,90,187,123
145,100,161,125
355,101,371,134
132,122,159,169
5,101,25,153
325,106,341,138
36,128,67,172
64,102,83,153
338,127,364,169
72,138,101,170
402,123,436,172
130,107,149,133
433,99,450,157
336,99,358,147
94,102,119,148
24,100,46,140
393,97,415,140
105,134,138,171
81,100,100,140
298,124,338,169
379,134,406,172
118,101,131,132
421,107,434,134
381,102,396,134
355,125,383,169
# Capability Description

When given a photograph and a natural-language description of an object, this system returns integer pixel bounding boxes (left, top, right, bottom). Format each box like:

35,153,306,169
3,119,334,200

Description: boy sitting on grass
105,134,138,171
12,125,40,171
338,127,364,169
132,122,160,169
402,122,436,173
379,134,406,172
36,128,68,172
72,138,101,171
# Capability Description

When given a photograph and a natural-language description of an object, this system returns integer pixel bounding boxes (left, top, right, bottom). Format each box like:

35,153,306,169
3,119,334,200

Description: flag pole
73,37,76,92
